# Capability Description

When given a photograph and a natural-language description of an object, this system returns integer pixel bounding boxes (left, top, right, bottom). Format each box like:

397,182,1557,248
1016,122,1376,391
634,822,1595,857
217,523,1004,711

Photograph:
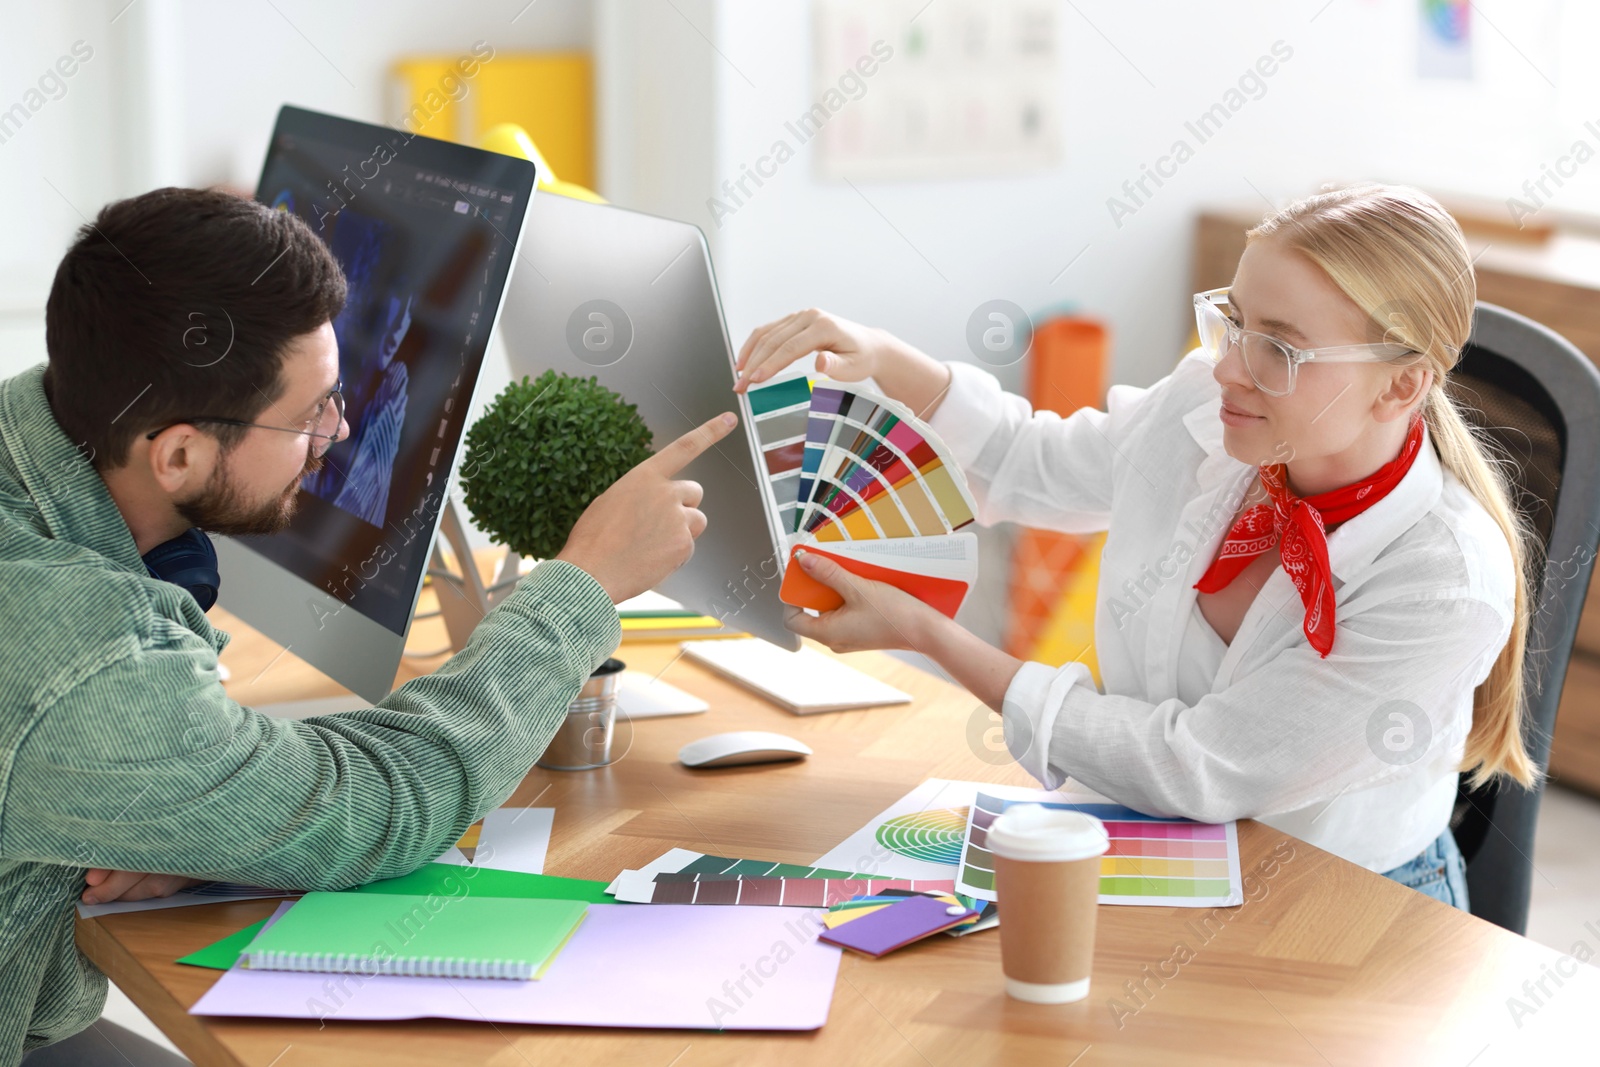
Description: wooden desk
74,592,1595,1065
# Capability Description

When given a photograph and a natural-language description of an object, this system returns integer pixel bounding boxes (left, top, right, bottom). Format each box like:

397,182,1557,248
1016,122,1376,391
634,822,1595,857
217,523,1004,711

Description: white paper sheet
474,807,553,875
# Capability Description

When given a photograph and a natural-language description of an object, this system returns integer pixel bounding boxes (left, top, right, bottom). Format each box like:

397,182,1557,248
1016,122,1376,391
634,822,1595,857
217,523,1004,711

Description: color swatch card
746,376,980,619
956,790,1244,907
823,890,981,935
818,895,979,957
607,848,990,934
747,374,814,535
604,847,869,895
610,870,956,906
239,892,588,979
791,383,976,541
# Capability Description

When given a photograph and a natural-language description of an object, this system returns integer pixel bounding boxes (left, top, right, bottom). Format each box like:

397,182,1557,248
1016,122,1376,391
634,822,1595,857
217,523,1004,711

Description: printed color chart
875,808,969,866
957,792,1243,907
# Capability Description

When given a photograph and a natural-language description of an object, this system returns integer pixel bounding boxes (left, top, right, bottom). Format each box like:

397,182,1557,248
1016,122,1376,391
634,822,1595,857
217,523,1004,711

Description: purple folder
192,903,841,1030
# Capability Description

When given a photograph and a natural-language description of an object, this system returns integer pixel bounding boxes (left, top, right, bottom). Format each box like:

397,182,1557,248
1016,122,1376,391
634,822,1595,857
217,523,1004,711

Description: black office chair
1444,302,1600,934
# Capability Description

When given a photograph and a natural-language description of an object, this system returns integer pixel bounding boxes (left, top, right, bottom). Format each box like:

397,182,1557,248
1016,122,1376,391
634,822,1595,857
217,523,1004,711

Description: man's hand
556,411,738,603
781,549,944,653
81,868,202,906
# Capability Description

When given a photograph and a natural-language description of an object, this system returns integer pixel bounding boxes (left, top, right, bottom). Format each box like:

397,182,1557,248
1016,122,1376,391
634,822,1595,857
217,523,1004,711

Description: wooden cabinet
1194,205,1600,796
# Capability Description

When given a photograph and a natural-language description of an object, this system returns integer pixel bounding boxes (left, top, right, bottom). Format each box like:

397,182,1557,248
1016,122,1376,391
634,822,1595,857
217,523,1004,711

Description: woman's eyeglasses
1193,288,1417,397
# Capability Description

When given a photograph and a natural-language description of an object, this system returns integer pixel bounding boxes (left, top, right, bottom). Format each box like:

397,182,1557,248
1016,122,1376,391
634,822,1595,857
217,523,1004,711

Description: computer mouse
678,730,813,769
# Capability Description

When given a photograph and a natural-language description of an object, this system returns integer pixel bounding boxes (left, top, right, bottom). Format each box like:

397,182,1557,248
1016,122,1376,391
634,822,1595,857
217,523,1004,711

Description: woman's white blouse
926,350,1517,872
1180,601,1230,706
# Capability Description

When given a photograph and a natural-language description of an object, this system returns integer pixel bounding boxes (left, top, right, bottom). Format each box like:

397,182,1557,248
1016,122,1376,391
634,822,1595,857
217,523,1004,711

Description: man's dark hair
44,186,346,469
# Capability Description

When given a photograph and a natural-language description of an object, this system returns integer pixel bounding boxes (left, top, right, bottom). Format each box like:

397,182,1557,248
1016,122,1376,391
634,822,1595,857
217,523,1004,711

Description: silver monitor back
498,194,799,651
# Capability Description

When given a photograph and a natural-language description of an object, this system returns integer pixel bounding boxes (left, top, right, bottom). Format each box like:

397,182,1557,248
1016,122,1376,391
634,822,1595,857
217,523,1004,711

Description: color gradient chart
875,808,969,866
957,792,1243,907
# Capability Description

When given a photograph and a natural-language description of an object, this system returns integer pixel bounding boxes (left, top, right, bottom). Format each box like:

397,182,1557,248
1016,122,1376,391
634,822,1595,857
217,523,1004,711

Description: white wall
688,0,1583,396
7,0,1590,393
0,0,129,377
594,0,718,248
3,0,1590,567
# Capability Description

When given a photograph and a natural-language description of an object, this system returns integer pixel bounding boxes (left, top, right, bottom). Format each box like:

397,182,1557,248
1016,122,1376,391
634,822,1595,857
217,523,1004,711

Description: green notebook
239,892,588,980
177,867,612,972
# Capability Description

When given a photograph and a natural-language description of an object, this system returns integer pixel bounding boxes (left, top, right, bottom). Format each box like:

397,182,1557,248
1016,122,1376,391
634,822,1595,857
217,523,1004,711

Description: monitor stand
237,501,519,718
427,498,521,656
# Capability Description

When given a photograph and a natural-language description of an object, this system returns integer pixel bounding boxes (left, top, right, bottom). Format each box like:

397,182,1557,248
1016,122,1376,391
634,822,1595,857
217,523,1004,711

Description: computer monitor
497,193,800,651
213,105,537,702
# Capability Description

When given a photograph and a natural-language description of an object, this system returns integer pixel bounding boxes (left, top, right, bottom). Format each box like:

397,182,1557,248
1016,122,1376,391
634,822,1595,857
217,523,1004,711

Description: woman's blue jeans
1380,825,1470,911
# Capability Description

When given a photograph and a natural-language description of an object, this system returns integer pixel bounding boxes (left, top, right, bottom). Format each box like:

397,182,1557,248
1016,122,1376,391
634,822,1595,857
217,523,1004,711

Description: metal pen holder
537,657,625,771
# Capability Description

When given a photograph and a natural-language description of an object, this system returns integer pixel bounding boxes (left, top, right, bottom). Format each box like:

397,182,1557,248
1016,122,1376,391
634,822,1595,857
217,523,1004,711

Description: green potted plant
454,369,655,769
460,369,654,561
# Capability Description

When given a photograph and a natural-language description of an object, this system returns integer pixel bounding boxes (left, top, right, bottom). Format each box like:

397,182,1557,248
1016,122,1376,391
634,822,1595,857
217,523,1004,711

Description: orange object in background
1006,316,1109,683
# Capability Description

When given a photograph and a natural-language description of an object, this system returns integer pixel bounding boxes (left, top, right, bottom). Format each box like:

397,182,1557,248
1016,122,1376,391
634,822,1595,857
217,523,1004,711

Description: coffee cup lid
986,804,1109,862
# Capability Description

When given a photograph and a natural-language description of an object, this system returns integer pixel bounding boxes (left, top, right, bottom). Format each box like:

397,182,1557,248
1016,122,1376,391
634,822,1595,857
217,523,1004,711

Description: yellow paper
822,903,890,928
822,893,962,928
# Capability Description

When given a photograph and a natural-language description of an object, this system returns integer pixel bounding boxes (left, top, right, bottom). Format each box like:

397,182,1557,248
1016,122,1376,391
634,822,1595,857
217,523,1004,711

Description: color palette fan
746,376,981,617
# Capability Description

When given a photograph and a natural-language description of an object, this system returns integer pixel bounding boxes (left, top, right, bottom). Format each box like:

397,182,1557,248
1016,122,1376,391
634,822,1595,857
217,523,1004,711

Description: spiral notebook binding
244,949,534,980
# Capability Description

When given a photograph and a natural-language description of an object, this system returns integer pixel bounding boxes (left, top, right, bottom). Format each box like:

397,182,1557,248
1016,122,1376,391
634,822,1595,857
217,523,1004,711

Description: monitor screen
236,105,535,640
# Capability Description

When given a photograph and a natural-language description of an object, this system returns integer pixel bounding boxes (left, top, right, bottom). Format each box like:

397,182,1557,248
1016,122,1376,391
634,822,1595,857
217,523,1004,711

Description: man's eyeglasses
1193,288,1418,397
144,380,345,452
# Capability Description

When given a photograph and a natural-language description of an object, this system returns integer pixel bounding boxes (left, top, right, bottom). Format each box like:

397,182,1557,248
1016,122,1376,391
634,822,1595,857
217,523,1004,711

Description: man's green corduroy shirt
0,365,621,1062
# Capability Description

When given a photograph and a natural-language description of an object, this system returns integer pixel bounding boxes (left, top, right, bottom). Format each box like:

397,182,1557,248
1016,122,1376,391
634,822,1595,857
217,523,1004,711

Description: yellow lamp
480,123,605,203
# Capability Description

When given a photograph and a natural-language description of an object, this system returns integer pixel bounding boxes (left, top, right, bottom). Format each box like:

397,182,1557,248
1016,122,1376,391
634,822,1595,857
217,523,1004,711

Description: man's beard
176,448,325,536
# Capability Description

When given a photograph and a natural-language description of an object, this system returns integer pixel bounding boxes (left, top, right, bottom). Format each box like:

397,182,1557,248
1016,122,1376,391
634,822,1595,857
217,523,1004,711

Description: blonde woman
734,184,1536,910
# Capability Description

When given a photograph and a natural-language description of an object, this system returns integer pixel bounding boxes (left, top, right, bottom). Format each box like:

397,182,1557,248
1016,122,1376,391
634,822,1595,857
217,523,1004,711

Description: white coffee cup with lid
987,804,1109,1004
